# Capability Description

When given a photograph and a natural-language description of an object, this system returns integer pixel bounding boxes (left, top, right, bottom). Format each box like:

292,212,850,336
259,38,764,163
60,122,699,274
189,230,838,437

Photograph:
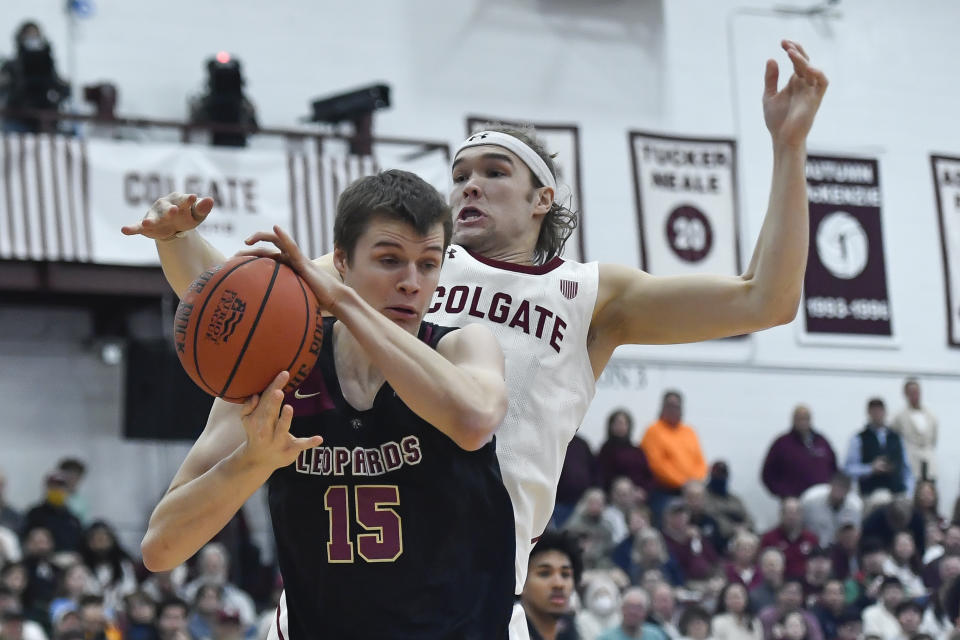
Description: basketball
173,255,324,403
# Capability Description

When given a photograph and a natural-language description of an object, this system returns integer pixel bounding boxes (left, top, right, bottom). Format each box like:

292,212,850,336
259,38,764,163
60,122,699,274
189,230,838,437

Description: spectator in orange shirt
640,391,708,520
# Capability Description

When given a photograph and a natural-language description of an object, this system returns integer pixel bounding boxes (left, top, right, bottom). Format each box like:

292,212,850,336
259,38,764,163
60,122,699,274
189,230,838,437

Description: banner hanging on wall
628,131,742,277
801,154,894,342
466,116,586,262
931,154,960,348
0,134,449,266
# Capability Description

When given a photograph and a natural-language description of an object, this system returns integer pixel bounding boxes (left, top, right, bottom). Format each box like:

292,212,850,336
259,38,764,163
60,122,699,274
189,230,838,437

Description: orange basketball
173,256,323,403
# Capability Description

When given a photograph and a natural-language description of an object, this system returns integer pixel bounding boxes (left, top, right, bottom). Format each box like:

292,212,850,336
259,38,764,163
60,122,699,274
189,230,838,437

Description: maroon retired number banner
803,155,894,339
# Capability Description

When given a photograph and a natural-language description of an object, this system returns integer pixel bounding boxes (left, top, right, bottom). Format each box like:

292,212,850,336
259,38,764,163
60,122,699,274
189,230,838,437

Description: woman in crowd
712,582,763,640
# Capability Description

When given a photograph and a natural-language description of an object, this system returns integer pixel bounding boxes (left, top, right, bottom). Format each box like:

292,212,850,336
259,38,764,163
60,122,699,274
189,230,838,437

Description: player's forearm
331,288,504,449
743,143,809,324
156,230,227,299
141,445,271,571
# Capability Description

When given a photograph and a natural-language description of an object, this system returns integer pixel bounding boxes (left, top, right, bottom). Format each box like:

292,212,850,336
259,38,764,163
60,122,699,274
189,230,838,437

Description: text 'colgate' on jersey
427,285,567,353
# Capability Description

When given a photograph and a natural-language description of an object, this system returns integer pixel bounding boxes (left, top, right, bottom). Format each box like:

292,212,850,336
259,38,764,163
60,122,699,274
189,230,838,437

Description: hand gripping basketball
239,371,323,471
120,192,215,240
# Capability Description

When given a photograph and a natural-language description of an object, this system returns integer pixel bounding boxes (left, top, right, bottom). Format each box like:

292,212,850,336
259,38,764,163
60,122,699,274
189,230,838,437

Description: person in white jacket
891,379,939,482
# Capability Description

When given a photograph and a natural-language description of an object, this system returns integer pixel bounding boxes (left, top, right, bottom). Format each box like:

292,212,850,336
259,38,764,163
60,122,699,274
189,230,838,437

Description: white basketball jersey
426,245,599,590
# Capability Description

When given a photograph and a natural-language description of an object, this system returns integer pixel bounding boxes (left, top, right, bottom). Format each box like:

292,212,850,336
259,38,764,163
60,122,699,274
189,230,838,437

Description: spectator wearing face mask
578,573,622,640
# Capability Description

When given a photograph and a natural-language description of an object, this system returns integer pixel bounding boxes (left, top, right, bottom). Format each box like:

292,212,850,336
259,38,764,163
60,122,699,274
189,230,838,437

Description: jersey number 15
324,485,403,563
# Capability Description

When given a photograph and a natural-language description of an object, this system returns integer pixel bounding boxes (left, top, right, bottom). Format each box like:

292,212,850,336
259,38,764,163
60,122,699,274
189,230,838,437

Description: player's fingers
275,404,295,436
783,39,810,61
763,59,779,98
244,231,282,246
786,46,810,78
234,248,282,258
193,196,215,219
166,192,188,206
273,226,307,262
293,434,323,450
241,393,260,418
120,223,145,236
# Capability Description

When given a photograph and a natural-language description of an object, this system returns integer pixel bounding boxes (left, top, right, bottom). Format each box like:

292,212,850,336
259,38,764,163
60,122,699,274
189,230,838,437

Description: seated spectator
613,525,684,587
155,598,189,640
182,544,256,629
49,563,97,624
521,531,581,640
0,471,23,534
924,554,960,624
750,548,786,612
893,601,922,640
605,477,640,545
922,524,960,589
140,567,187,605
862,498,926,559
661,499,719,586
0,563,28,611
0,607,45,640
810,579,848,640
844,399,914,502
912,481,944,529
677,606,712,640
775,610,813,640
684,481,726,554
53,606,83,640
882,532,925,598
211,607,244,640
848,538,891,612
564,488,616,571
598,587,668,640
800,474,863,547
555,434,598,528
80,522,137,617
77,594,121,640
187,583,223,640
830,522,861,581
121,591,159,640
919,565,959,639
597,409,654,496
712,582,763,640
22,473,83,553
762,406,838,500
21,527,58,621
578,572,622,640
861,577,904,640
640,392,708,519
757,581,824,640
890,378,938,483
704,461,755,543
761,498,820,580
725,532,762,589
835,610,862,640
803,548,833,606
647,582,679,640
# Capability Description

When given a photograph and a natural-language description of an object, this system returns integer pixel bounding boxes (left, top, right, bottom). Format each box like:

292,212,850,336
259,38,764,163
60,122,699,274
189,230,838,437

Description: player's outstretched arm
249,226,507,451
588,41,827,358
121,192,225,298
141,372,321,571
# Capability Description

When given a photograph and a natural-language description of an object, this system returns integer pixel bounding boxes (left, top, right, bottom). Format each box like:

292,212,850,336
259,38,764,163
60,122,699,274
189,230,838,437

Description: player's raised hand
243,226,344,310
239,371,322,471
763,40,828,148
120,192,215,240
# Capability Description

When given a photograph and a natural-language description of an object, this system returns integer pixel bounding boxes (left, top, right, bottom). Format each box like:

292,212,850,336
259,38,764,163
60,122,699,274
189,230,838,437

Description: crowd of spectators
538,380,956,640
0,379,951,640
0,459,277,640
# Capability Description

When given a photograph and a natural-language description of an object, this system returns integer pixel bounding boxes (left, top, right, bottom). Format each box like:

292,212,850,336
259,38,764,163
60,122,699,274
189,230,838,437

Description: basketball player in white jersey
124,39,827,639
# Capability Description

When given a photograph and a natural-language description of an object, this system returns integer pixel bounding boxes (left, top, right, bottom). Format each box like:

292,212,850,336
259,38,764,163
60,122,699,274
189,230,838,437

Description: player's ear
332,247,348,278
533,186,554,217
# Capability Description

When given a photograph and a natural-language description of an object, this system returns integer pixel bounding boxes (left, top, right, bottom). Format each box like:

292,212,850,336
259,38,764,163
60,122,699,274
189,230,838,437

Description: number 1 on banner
324,485,403,563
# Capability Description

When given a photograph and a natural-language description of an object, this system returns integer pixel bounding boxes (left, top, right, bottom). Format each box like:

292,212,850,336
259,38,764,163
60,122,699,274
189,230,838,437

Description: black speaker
123,338,215,441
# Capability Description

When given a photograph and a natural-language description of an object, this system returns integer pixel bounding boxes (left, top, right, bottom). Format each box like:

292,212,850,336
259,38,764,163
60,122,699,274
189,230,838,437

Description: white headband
455,131,557,192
